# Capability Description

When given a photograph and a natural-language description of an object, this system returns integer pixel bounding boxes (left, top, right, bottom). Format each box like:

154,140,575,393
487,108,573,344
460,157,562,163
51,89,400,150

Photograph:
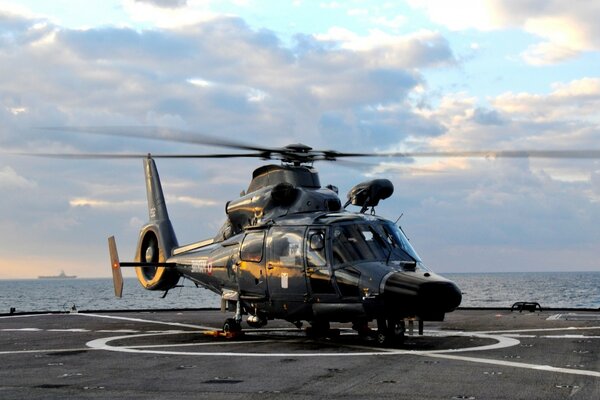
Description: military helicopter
34,129,600,345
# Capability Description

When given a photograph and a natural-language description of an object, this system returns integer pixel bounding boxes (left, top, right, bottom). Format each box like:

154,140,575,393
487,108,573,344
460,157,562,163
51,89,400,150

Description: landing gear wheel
376,318,405,346
376,330,389,346
352,320,373,339
223,318,242,337
306,320,331,338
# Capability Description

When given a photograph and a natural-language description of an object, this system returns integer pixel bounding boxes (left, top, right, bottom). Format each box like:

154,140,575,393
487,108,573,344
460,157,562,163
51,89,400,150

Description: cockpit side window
331,222,421,266
332,224,387,265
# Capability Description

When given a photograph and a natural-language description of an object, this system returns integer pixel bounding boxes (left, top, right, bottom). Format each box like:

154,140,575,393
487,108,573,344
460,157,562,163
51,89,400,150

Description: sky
1,0,600,279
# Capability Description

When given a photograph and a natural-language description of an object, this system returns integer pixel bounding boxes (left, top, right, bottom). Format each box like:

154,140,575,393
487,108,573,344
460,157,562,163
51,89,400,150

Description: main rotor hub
280,143,315,165
284,143,312,153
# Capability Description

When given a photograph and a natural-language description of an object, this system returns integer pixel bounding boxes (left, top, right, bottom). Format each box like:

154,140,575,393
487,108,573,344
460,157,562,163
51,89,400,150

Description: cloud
135,0,188,9
0,166,36,189
407,79,600,159
69,197,145,209
407,0,500,31
471,107,506,126
168,195,218,207
122,0,216,28
408,0,600,64
371,15,407,30
312,28,455,69
492,77,600,124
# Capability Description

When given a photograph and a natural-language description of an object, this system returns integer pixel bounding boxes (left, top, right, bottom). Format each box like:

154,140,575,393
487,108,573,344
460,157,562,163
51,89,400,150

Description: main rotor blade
18,152,264,159
34,126,600,161
39,126,280,154
328,149,600,160
334,158,446,174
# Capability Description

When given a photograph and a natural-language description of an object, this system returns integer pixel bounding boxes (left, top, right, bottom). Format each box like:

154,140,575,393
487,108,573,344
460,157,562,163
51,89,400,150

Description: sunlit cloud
135,0,189,9
69,198,145,209
187,77,214,87
122,0,218,28
169,195,218,207
6,107,27,115
371,15,407,30
246,88,268,103
0,1,38,18
408,0,600,64
313,28,455,70
493,77,600,121
407,0,499,31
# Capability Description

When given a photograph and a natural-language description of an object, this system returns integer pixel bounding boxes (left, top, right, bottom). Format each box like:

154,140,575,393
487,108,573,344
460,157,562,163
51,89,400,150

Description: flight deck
1,308,599,399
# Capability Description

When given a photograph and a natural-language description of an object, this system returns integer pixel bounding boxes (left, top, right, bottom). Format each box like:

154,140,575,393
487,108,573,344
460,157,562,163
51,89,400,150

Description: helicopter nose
382,273,462,317
418,281,462,313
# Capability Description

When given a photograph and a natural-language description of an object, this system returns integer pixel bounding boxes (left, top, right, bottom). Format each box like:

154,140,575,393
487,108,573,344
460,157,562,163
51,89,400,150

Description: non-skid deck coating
1,309,599,399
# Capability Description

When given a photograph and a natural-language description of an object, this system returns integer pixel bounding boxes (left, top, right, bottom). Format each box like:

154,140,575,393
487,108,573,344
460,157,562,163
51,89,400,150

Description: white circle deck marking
86,329,519,357
84,324,600,378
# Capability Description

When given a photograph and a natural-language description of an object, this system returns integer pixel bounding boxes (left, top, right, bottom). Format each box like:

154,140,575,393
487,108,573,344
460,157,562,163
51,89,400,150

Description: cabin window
306,228,336,294
270,227,305,268
240,231,265,262
307,230,326,267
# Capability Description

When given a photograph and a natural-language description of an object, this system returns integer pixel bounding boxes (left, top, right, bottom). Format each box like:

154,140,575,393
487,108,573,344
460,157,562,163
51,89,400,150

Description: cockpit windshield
331,221,422,267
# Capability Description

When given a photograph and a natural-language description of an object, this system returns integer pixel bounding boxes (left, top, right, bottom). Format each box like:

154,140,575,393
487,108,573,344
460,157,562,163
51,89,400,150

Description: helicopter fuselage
162,212,461,326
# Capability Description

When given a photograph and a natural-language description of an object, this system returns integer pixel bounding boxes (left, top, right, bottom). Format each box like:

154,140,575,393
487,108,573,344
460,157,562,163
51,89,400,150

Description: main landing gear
222,318,242,336
221,300,243,338
305,320,340,339
351,318,407,346
375,318,405,346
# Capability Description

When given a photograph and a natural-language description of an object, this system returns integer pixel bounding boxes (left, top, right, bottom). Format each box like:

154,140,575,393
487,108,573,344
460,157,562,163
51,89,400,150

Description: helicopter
98,138,463,346
34,129,600,345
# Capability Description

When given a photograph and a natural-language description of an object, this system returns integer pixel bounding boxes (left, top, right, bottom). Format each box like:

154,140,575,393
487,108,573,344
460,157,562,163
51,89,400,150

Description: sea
0,272,599,314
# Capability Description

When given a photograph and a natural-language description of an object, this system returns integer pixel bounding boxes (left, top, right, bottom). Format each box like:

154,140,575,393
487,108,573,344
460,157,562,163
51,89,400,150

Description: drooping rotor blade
18,152,265,159
323,149,600,160
334,158,447,174
39,126,331,163
39,126,280,155
36,126,600,162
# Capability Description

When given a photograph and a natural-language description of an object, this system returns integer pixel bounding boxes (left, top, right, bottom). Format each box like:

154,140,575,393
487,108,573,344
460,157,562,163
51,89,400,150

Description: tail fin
143,156,178,254
145,155,170,223
133,157,181,291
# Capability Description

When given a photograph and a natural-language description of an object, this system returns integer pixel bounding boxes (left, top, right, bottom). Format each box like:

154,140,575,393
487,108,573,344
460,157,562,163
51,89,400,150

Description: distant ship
38,270,77,279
